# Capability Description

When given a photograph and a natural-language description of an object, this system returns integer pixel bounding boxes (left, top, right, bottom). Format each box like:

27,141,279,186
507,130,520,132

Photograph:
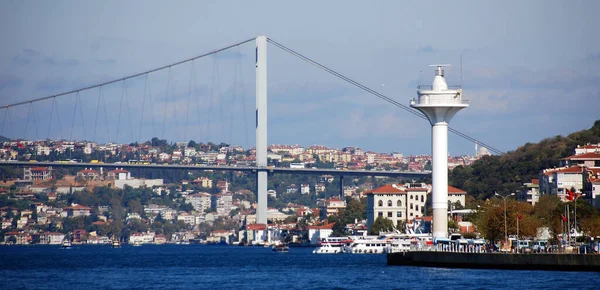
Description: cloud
44,57,79,67
10,48,41,65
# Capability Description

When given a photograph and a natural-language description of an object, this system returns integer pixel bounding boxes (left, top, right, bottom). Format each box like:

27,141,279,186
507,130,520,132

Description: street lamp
495,192,515,245
574,193,586,238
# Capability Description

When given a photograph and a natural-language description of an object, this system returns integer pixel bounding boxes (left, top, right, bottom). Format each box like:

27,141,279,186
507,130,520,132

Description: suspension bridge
0,36,504,224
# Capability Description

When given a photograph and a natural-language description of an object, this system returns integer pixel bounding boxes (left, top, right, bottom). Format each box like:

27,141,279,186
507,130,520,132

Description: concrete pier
387,251,600,272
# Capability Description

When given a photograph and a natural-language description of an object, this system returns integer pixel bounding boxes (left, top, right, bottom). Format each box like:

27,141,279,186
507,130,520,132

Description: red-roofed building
106,169,130,180
563,152,600,168
540,166,584,200
65,204,91,217
245,223,267,245
366,183,466,232
574,143,600,155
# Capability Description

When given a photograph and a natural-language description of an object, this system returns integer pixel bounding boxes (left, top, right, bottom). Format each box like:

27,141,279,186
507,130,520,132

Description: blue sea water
1,245,599,289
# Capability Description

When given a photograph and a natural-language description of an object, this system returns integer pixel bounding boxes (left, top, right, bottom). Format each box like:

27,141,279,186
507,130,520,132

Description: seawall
387,251,600,272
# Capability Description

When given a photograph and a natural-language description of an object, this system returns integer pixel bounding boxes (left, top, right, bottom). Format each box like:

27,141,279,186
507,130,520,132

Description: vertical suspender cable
207,57,216,144
123,79,134,143
55,98,64,140
139,74,149,144
0,106,7,138
161,67,172,141
101,86,111,143
69,92,79,141
77,91,87,141
24,102,32,141
184,61,194,143
93,86,103,142
116,80,126,144
31,102,40,140
47,97,56,140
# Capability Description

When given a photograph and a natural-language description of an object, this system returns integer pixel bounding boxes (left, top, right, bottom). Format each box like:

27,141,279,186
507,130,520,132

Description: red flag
517,214,522,221
562,215,567,222
17,140,24,149
566,188,575,201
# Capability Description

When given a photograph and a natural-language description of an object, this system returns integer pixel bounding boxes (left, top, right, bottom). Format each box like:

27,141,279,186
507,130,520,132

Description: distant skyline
1,0,598,156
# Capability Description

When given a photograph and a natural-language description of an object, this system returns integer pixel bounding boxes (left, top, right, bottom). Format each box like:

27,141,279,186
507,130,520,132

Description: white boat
312,237,353,254
61,239,72,249
132,241,141,247
345,235,389,254
112,239,121,248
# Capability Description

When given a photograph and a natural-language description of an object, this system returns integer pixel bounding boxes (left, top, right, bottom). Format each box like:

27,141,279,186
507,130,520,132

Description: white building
300,184,310,195
39,232,65,245
365,183,466,231
115,178,164,189
307,222,334,245
187,193,212,213
129,232,156,244
214,193,233,217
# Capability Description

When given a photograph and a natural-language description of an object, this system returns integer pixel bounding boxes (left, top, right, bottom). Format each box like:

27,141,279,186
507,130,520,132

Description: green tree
370,216,394,235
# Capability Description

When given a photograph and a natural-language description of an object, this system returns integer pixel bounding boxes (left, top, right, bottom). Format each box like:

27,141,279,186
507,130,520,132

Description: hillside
450,120,600,200
0,135,10,142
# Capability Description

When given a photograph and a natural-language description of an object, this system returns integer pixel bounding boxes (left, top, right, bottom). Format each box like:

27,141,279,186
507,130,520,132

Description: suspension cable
0,38,255,111
267,38,504,155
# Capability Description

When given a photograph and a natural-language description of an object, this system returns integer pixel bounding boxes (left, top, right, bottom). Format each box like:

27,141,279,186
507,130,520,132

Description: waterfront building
307,222,335,245
366,183,466,231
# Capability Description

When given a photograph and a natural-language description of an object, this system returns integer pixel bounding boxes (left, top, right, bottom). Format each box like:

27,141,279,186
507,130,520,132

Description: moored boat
61,239,72,249
313,237,353,254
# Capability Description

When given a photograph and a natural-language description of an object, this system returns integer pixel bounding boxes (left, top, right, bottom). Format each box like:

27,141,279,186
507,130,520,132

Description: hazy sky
1,0,598,156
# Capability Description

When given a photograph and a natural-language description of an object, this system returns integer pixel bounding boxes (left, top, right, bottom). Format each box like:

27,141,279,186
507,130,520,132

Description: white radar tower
410,65,469,239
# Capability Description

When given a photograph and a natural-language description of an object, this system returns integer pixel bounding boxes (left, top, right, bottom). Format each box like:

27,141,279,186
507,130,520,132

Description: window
410,203,413,210
421,195,424,202
378,212,383,217
397,212,402,217
410,195,413,200
397,200,402,207
415,205,419,211
378,200,383,207
387,212,392,218
387,200,392,207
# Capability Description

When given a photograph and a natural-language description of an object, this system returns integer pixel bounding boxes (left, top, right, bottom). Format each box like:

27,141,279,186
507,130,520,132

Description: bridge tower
410,65,468,238
255,36,268,225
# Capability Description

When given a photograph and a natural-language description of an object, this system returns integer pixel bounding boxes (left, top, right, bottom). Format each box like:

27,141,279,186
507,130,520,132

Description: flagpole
567,203,570,244
516,214,519,252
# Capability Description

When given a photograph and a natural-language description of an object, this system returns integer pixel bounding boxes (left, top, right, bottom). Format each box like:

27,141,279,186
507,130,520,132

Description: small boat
272,243,289,253
112,239,121,248
132,241,141,247
61,239,72,249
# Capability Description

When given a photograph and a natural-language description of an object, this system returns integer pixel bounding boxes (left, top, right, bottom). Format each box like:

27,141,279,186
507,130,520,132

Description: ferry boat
313,237,353,254
345,235,389,254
